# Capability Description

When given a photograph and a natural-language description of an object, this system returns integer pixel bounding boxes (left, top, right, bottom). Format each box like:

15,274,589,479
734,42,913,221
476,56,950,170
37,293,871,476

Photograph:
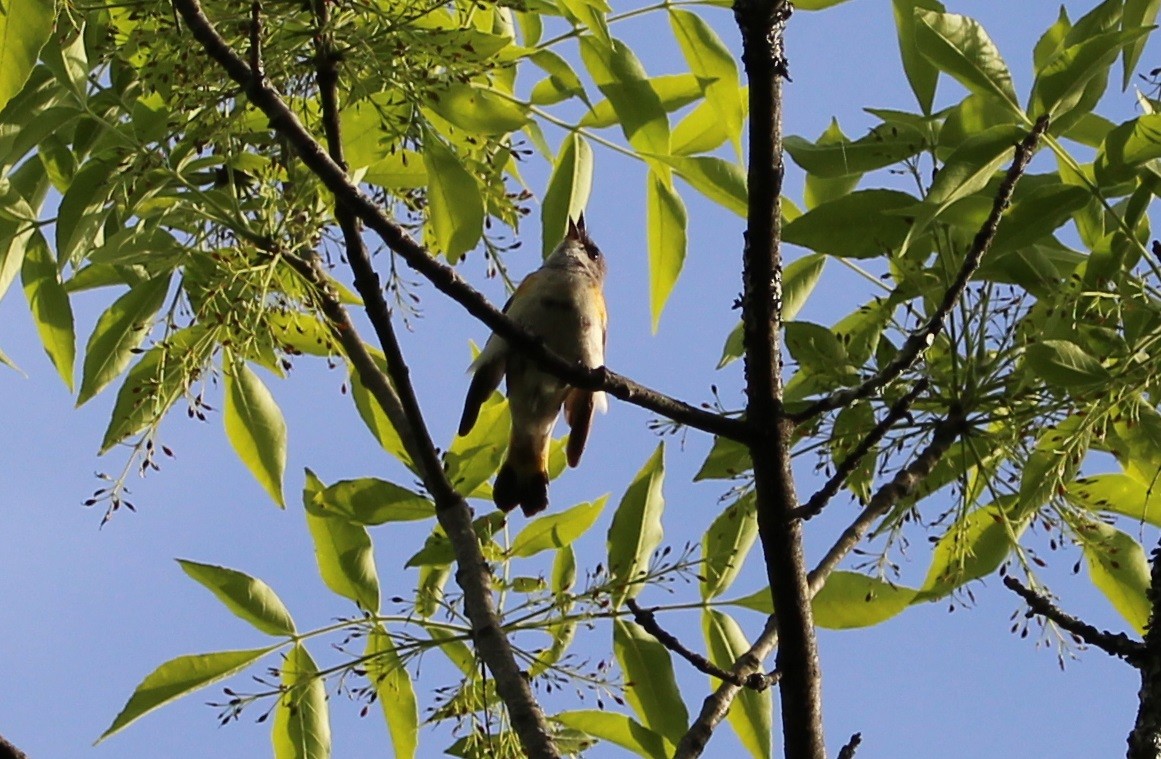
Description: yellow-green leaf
607,444,666,606
177,559,296,636
555,710,672,759
78,274,170,405
224,357,287,507
702,609,771,758
701,492,757,600
303,470,380,613
613,619,688,745
669,9,743,159
646,169,687,333
509,497,607,558
272,644,330,759
541,133,593,258
21,229,74,390
1081,521,1151,633
0,0,53,113
98,648,274,743
422,133,483,261
367,625,419,759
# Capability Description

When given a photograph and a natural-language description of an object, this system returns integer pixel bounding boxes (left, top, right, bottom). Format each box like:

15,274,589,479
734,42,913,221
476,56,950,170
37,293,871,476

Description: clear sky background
0,1,1152,757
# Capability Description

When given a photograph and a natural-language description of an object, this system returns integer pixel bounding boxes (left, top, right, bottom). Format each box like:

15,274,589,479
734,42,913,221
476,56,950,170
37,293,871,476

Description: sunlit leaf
607,444,666,606
1081,521,1150,633
177,559,296,636
541,133,594,258
303,470,380,613
613,618,688,746
701,492,757,599
646,169,687,332
78,274,170,405
21,229,74,390
509,497,607,558
272,644,330,759
224,356,287,508
579,37,669,155
555,710,672,759
702,609,771,758
914,10,1019,109
0,0,54,114
423,132,483,261
311,477,433,525
367,625,419,759
893,0,945,113
99,648,274,742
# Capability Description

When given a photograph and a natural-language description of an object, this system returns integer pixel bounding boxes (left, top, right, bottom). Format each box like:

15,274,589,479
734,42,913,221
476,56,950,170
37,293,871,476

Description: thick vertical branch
1128,540,1161,758
735,2,826,758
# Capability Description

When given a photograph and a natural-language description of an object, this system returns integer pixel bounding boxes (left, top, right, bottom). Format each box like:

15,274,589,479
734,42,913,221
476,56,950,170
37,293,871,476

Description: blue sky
0,1,1150,757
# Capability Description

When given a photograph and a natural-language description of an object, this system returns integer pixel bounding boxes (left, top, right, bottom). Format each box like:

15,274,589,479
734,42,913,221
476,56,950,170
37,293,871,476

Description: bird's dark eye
583,242,602,260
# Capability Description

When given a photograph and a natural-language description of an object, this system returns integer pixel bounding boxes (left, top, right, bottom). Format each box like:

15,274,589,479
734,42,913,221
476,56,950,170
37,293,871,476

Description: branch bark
1125,539,1161,758
734,2,826,758
172,0,747,443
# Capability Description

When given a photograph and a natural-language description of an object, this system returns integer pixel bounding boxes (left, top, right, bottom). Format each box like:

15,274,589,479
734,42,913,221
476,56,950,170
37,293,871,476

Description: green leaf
646,169,687,332
99,648,274,742
784,121,926,178
989,184,1090,255
669,9,743,158
1069,473,1161,526
422,132,483,261
1095,113,1161,185
671,87,749,155
783,189,918,258
914,10,1019,109
349,362,412,469
365,150,426,189
701,492,757,599
224,357,287,507
272,644,330,759
702,609,771,759
803,120,862,209
831,402,876,503
1025,339,1111,388
916,500,1026,601
785,321,849,374
367,625,419,759
651,154,747,216
579,36,669,155
924,123,1027,210
1081,522,1151,633
1122,0,1161,89
427,83,530,135
177,559,296,636
303,470,380,613
0,217,34,304
613,619,688,745
541,133,594,258
579,74,702,129
21,229,74,390
607,444,666,606
0,0,53,114
445,390,509,498
812,571,917,628
555,710,672,759
311,477,433,525
56,157,120,266
559,0,611,45
791,0,854,8
694,435,751,480
529,50,588,106
893,0,945,113
77,274,170,405
509,497,607,558
406,512,507,568
1031,28,1149,118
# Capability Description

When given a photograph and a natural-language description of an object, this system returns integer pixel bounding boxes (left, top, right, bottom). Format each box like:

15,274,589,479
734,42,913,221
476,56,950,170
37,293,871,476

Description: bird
457,214,608,517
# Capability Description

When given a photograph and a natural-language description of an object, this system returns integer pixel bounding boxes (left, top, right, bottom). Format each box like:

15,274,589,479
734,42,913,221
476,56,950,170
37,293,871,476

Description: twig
1128,539,1161,756
791,115,1051,424
1002,576,1143,663
793,379,929,521
625,599,776,691
836,733,862,759
171,0,749,443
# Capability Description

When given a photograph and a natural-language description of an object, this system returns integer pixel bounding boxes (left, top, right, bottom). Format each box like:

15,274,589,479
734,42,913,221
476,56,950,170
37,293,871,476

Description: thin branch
793,379,929,521
171,0,748,443
625,598,776,690
836,733,862,759
809,409,967,589
791,115,1051,424
1002,576,1143,663
0,733,28,759
676,408,967,759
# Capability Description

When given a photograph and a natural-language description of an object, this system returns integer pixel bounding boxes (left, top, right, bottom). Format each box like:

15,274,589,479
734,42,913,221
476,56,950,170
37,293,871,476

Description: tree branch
791,116,1051,424
284,7,560,755
735,1,826,757
793,379,928,521
1129,539,1161,757
0,733,28,759
836,733,862,759
1002,576,1142,663
625,598,777,690
172,0,747,443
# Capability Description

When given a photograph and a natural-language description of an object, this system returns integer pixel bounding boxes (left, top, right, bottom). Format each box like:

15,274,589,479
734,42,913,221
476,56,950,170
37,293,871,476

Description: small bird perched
458,215,608,517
